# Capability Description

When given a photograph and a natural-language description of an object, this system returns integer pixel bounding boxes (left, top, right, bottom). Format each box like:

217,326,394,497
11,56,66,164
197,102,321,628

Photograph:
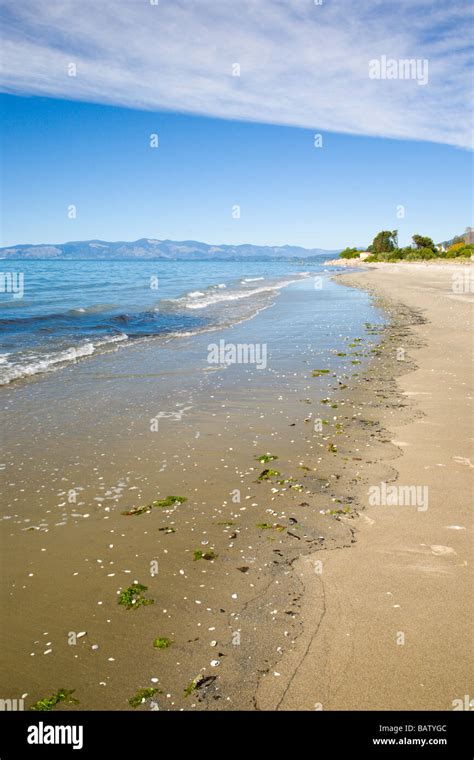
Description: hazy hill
0,238,338,261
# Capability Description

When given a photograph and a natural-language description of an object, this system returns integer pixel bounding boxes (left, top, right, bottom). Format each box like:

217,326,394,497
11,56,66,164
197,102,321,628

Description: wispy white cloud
1,0,472,148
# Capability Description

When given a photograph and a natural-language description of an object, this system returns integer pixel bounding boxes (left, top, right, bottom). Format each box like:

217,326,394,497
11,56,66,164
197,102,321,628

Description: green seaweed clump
257,468,280,481
312,369,330,377
152,495,187,508
256,523,285,532
184,675,204,697
184,674,216,697
327,443,338,453
122,495,187,517
128,687,159,708
30,689,78,712
328,506,351,516
118,582,154,610
193,549,218,561
255,454,278,463
122,505,151,516
153,637,173,649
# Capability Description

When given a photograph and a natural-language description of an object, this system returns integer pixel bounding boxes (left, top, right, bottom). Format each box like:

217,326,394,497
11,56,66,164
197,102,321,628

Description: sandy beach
1,264,472,712
258,262,473,710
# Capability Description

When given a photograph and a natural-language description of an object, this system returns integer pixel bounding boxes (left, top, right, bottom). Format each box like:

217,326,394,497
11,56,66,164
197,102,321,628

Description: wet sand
0,277,384,710
1,266,472,711
258,263,473,710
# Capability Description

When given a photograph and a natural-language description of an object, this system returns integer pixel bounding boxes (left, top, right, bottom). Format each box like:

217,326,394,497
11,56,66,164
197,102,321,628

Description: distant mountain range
0,238,339,261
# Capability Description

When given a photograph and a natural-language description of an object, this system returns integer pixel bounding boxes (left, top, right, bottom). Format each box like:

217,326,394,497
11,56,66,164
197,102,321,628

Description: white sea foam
96,333,128,346
0,333,128,385
182,279,300,309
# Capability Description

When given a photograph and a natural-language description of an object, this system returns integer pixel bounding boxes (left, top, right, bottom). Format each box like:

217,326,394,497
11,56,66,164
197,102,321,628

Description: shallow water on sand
0,274,385,709
0,258,344,385
1,276,383,515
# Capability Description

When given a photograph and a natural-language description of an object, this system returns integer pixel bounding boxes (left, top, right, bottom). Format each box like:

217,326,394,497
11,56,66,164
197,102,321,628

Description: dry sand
258,263,473,710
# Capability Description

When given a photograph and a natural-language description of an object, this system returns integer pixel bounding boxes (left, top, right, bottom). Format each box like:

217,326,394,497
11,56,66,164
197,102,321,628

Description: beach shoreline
258,264,473,710
1,267,471,711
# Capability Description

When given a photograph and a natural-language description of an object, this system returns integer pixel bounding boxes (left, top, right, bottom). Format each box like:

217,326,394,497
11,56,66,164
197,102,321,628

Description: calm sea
0,258,338,385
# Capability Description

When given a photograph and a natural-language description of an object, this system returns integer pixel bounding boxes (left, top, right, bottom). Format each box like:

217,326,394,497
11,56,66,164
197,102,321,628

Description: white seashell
77,632,87,639
210,659,220,667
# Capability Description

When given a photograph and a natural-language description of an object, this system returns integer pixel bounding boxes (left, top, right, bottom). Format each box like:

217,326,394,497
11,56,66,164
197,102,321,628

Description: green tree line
339,230,473,261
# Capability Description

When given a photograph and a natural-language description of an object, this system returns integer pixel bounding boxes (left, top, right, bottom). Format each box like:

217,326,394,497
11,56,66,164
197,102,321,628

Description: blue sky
1,0,472,249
